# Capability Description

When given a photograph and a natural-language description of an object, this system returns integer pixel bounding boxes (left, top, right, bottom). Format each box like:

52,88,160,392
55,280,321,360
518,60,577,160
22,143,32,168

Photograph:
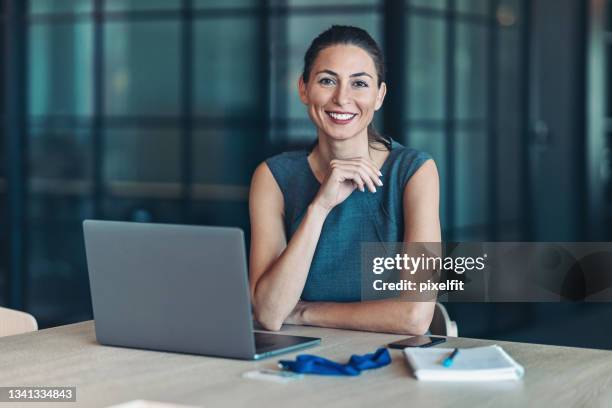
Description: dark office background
1,0,612,348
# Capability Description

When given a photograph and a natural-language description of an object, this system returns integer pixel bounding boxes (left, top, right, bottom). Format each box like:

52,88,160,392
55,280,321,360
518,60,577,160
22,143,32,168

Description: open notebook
404,345,524,381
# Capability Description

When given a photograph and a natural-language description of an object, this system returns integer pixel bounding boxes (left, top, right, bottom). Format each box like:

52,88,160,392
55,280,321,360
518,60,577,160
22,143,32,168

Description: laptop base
253,332,320,360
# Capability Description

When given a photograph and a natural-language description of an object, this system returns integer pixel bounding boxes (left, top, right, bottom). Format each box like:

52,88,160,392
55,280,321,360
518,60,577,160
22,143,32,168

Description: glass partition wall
2,0,527,327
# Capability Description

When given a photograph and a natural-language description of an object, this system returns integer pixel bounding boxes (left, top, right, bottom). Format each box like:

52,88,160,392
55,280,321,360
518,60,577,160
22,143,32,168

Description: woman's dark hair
302,25,391,151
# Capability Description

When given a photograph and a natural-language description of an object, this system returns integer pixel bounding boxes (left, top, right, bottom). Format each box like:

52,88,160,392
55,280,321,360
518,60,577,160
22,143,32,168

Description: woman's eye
353,80,369,88
319,77,335,86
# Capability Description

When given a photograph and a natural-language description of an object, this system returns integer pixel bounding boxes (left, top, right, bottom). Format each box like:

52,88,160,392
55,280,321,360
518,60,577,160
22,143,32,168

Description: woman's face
299,45,386,143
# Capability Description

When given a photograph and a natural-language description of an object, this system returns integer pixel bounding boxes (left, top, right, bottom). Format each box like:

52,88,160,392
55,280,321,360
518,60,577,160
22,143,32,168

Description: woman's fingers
330,160,382,191
355,167,377,193
345,158,383,184
347,156,382,178
335,168,365,192
337,163,379,193
331,162,378,193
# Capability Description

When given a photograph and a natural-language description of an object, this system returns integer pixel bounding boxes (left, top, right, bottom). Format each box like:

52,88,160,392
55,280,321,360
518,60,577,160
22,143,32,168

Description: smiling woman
248,25,441,335
299,44,385,149
298,27,388,150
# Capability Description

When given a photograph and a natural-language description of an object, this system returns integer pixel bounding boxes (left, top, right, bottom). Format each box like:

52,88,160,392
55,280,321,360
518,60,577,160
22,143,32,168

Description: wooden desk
0,321,611,407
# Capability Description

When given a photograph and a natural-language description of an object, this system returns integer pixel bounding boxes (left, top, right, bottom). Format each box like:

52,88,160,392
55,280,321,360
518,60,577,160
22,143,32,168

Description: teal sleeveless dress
265,140,431,302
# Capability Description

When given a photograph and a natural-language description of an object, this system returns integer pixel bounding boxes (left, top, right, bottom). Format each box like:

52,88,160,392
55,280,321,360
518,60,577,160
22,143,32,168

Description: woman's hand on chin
313,157,383,211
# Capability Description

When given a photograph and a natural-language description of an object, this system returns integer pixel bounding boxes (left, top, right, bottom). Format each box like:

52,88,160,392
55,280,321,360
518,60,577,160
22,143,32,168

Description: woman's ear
374,82,387,111
298,76,309,105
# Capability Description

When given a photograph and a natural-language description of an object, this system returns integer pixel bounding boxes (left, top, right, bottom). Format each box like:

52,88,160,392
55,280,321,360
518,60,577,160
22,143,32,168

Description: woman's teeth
327,112,356,120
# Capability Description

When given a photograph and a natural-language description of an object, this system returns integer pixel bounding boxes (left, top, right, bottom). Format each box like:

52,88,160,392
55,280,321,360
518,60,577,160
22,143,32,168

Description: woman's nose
332,84,351,106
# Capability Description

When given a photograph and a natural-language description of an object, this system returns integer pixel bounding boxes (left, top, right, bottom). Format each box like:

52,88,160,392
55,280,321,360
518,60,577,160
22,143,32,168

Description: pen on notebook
442,348,459,367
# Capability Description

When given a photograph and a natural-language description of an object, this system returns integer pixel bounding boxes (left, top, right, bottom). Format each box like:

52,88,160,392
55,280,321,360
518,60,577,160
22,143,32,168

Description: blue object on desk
442,348,459,367
278,347,391,376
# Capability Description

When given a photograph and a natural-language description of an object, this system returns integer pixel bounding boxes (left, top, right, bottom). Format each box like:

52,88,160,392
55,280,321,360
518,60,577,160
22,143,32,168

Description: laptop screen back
84,220,256,359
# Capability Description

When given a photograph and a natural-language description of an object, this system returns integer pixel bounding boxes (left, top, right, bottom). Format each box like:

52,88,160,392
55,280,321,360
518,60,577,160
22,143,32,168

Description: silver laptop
83,220,320,360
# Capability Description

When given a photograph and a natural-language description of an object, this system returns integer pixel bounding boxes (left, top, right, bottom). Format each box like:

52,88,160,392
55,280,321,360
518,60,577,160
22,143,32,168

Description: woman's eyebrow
315,69,339,77
349,72,373,79
315,69,373,79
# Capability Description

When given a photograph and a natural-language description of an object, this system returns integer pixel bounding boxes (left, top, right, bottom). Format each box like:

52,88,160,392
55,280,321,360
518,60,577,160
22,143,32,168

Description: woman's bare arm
249,163,328,331
287,299,433,334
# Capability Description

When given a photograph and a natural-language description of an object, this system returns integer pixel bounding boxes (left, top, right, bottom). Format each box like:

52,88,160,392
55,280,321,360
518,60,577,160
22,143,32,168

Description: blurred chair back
429,303,458,337
0,307,38,337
